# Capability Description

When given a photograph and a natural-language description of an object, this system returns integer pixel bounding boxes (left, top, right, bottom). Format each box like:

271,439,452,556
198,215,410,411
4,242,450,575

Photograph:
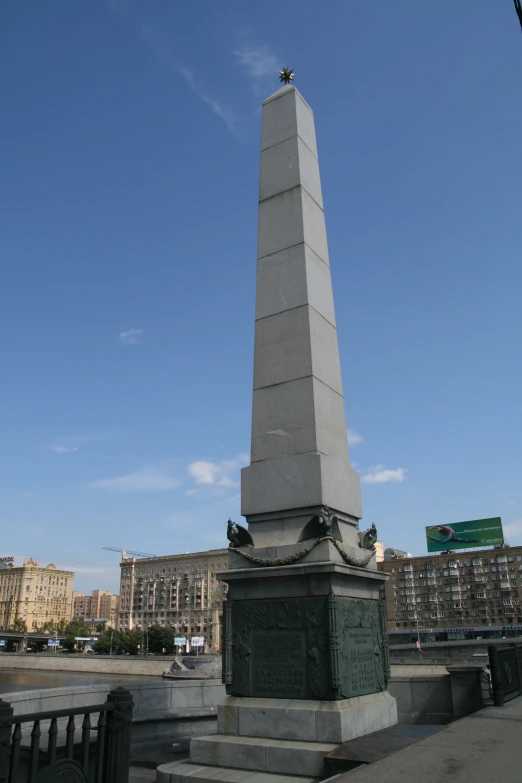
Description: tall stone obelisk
159,82,397,783
242,84,362,550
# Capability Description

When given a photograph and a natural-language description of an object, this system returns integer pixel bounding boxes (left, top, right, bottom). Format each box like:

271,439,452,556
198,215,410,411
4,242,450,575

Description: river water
0,668,159,694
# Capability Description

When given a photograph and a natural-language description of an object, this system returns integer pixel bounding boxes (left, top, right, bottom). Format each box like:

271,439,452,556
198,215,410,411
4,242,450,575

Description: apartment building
72,590,120,627
379,544,522,642
0,559,73,630
118,549,229,651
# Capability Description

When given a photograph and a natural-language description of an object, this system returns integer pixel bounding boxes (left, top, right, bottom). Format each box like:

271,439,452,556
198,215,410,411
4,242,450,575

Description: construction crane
102,546,157,559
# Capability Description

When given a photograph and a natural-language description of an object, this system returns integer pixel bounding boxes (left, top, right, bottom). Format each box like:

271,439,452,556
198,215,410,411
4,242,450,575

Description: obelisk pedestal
157,85,397,783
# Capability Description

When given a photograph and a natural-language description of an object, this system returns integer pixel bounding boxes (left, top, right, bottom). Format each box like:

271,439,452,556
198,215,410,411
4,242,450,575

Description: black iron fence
488,644,522,707
0,686,133,783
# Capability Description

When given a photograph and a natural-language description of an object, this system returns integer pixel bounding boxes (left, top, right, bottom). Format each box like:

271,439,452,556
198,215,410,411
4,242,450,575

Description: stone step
156,760,319,783
189,735,337,778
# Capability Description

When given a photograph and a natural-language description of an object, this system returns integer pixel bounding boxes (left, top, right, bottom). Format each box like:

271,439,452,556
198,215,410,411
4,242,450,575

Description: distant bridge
0,630,66,642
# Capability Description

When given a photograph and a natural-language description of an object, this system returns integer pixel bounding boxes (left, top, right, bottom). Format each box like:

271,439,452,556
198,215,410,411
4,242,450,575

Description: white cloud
361,466,407,485
48,444,80,454
233,45,279,95
504,519,522,539
141,26,239,136
347,429,363,446
187,454,249,491
47,429,123,454
86,467,180,493
119,328,143,345
175,64,239,135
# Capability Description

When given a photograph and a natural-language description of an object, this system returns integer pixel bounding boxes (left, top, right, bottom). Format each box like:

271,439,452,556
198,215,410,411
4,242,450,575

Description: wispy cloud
504,519,522,540
119,328,143,345
141,25,239,136
233,44,279,96
361,466,407,485
106,0,128,11
48,444,80,454
347,428,363,446
86,467,180,493
163,493,241,535
176,64,239,135
186,453,249,494
47,430,123,455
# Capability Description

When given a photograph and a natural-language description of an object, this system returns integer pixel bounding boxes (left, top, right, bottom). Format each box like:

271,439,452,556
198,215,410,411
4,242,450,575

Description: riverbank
0,667,156,693
0,652,168,676
1,679,225,745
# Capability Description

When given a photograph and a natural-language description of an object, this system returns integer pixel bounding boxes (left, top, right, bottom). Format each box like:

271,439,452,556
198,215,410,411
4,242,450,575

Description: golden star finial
279,68,294,85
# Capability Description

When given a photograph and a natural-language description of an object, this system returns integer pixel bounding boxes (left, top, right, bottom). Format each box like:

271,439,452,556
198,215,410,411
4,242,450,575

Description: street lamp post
109,631,114,656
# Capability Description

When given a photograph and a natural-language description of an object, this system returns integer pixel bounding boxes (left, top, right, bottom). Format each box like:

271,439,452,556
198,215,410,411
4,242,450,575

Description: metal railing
0,686,133,783
488,644,522,706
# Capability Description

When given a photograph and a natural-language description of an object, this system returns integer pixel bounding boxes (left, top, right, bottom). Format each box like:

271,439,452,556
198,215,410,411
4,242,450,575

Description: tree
62,635,76,652
61,621,90,652
11,619,27,633
64,621,90,637
122,629,142,655
146,625,175,655
94,629,124,655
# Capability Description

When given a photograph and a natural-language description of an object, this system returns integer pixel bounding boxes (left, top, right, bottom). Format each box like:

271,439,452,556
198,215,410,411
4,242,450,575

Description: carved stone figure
298,506,343,543
308,644,329,698
227,518,254,548
232,632,252,695
358,523,377,550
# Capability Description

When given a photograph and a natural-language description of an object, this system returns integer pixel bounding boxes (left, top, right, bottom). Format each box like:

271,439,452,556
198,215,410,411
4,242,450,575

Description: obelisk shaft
241,86,361,536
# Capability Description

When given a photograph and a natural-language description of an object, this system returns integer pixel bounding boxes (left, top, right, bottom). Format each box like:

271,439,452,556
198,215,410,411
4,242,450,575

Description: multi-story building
72,590,120,627
0,559,73,631
379,544,522,643
118,549,229,651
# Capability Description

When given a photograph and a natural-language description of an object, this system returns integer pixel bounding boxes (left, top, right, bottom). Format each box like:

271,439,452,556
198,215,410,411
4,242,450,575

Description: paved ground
336,696,522,783
126,667,489,782
129,739,190,783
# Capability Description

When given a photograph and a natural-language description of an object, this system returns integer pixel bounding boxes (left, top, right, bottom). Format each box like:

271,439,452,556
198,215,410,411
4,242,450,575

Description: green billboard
425,517,504,552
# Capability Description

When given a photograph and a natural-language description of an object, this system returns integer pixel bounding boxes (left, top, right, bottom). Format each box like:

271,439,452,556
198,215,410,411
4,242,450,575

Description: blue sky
1,1,521,594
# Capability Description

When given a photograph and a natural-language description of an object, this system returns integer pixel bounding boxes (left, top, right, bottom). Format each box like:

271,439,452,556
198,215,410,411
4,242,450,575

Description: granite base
156,692,397,783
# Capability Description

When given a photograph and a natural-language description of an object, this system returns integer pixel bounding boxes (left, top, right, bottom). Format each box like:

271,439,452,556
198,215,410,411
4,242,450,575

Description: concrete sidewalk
130,739,190,782
335,697,522,783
